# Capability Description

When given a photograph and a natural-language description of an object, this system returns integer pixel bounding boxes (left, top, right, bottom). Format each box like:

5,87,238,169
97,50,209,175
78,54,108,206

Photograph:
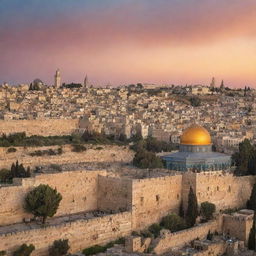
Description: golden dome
180,125,211,145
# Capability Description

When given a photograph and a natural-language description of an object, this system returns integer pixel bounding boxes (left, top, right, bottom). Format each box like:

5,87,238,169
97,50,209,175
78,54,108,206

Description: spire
84,75,88,88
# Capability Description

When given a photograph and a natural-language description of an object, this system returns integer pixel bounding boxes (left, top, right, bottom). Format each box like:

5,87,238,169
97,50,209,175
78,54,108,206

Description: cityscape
1,1,256,256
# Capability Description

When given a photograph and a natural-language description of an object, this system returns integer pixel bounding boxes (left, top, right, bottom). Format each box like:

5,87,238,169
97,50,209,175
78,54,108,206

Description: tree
49,239,70,256
233,139,254,176
190,97,201,107
200,201,216,221
186,187,198,227
248,211,256,250
24,184,62,224
10,161,31,179
247,184,256,211
133,150,164,169
13,244,35,256
160,213,187,232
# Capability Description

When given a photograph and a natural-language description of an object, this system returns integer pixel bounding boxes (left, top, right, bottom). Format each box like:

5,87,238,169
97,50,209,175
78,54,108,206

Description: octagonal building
162,125,231,171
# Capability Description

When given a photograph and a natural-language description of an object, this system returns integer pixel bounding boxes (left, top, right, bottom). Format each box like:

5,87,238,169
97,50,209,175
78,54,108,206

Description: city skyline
1,0,256,87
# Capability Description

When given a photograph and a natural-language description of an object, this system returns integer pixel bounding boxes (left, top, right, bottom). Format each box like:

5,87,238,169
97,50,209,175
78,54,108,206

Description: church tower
54,69,61,88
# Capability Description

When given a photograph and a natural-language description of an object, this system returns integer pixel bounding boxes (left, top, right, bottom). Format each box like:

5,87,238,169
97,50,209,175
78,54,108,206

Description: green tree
247,183,256,211
190,97,201,107
133,150,164,169
200,201,216,221
13,244,35,256
160,213,187,232
233,139,254,175
248,211,256,250
10,161,31,179
24,184,62,224
49,239,70,256
186,187,198,227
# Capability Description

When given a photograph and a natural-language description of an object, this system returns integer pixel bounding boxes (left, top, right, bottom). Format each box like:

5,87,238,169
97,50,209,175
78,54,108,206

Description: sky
1,0,256,87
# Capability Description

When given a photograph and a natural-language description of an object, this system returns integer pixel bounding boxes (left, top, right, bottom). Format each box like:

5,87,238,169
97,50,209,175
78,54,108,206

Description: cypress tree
186,186,198,227
248,211,256,250
247,183,256,211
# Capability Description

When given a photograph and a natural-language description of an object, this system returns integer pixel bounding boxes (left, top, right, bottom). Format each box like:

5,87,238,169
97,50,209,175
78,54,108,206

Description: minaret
84,75,88,88
54,69,61,88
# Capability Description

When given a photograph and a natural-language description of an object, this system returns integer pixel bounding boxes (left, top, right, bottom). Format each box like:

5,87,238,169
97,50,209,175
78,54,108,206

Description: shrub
50,164,62,172
0,251,6,256
201,202,216,221
148,223,162,238
95,146,103,150
49,239,70,256
13,244,35,256
82,245,106,255
206,230,213,241
72,144,87,152
7,147,17,153
24,184,62,224
160,213,187,232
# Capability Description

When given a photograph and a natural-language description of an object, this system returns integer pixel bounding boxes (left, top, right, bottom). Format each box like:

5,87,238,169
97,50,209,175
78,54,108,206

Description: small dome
33,79,43,85
180,125,211,145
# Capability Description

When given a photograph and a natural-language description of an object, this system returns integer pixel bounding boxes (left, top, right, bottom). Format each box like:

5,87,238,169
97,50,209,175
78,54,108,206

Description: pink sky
1,0,256,87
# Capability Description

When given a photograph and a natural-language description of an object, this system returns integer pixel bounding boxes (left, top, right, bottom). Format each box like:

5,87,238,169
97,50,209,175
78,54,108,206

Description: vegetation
200,202,216,221
0,168,12,183
160,213,187,232
24,184,62,224
248,211,256,250
247,183,256,211
131,136,177,153
49,239,70,256
72,144,87,152
186,187,198,227
232,139,256,176
7,147,17,153
13,244,35,256
10,161,31,179
190,97,201,107
148,223,162,238
82,238,125,256
206,230,213,241
133,149,164,169
0,251,6,256
30,148,62,157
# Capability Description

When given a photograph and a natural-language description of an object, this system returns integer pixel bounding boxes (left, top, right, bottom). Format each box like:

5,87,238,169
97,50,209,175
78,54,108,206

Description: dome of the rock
180,125,211,145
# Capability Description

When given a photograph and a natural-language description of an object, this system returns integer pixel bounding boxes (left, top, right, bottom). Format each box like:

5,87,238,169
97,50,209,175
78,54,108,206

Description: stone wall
153,219,220,255
131,175,183,230
98,176,132,212
194,172,255,210
0,170,106,226
222,213,253,245
0,212,132,256
0,119,79,136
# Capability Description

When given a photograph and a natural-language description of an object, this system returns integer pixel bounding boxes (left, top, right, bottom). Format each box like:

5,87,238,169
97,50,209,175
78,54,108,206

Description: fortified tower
54,69,61,88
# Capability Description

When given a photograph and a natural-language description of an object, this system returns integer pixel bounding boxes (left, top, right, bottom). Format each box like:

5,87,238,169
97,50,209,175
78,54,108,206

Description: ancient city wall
153,219,220,255
0,212,132,256
0,170,106,226
98,176,132,212
131,175,183,230
194,172,255,210
0,119,79,136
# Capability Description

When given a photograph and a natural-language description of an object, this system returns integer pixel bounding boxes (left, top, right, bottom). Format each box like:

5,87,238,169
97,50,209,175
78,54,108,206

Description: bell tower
54,69,61,88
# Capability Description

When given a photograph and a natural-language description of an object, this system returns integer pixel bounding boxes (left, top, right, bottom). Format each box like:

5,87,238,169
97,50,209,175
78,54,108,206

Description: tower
54,69,61,88
210,77,215,88
84,75,88,88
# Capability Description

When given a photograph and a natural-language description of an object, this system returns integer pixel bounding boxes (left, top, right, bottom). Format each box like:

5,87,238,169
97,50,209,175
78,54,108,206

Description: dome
180,125,211,145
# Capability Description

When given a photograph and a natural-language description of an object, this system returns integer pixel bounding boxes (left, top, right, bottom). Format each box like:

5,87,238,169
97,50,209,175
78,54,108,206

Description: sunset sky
1,0,256,87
